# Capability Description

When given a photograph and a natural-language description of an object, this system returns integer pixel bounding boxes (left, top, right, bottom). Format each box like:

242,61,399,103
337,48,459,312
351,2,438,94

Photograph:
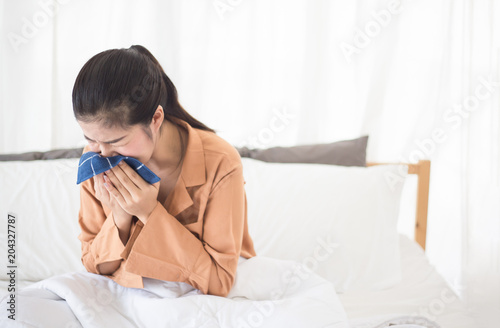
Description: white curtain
1,0,499,325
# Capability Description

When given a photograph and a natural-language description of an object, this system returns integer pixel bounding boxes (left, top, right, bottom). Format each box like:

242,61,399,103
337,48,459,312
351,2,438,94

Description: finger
117,160,149,189
95,174,112,206
109,164,141,194
93,174,104,195
103,178,127,207
105,169,132,199
103,174,113,189
93,175,99,193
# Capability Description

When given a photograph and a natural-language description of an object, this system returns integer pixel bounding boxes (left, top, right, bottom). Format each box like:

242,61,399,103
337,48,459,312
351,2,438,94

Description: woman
73,45,256,297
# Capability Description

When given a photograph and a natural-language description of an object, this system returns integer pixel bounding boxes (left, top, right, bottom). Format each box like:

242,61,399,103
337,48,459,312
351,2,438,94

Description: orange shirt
77,117,256,297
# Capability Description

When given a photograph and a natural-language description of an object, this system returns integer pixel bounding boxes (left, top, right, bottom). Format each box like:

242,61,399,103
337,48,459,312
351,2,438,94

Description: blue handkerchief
77,151,161,185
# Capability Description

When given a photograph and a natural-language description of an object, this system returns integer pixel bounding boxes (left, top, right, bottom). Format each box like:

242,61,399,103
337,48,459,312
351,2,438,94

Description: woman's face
78,120,155,164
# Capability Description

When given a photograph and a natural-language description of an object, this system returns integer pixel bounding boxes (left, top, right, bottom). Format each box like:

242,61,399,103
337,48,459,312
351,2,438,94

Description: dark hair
72,45,214,134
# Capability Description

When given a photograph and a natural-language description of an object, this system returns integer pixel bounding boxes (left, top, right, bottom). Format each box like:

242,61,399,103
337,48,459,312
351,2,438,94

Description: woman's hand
93,173,133,244
103,160,160,224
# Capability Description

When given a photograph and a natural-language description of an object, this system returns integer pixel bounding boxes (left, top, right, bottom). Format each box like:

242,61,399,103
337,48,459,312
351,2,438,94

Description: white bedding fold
0,257,349,328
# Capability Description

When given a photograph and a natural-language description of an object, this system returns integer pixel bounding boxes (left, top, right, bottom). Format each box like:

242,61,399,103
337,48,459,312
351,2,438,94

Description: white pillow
0,159,85,282
0,156,408,293
241,158,408,292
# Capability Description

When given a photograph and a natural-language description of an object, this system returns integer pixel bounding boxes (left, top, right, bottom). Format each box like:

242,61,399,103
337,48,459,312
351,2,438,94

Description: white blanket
0,257,349,328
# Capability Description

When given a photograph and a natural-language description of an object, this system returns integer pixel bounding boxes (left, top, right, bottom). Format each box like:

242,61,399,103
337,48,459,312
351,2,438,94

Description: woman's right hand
93,173,133,244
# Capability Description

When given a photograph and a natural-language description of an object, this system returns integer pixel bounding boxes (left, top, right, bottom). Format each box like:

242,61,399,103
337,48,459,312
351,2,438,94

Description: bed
0,137,477,327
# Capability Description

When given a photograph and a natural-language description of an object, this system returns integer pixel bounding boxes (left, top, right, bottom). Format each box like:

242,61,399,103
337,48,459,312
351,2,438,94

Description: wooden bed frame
366,160,431,251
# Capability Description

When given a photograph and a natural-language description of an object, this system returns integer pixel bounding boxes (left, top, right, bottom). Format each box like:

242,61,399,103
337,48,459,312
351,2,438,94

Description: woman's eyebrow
84,135,127,144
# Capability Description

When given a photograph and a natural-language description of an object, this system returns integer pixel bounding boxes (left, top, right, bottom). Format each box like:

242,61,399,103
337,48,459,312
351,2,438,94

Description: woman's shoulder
195,129,242,171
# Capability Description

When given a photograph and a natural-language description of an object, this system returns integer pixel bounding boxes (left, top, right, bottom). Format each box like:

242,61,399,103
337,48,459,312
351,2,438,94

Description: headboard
366,160,431,250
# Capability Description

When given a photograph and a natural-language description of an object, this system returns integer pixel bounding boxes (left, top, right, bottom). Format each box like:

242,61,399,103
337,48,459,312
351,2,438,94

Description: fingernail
104,183,109,189
119,161,124,166
105,170,110,174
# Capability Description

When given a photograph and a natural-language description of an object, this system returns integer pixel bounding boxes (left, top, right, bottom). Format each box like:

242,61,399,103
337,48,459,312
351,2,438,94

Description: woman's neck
147,120,187,176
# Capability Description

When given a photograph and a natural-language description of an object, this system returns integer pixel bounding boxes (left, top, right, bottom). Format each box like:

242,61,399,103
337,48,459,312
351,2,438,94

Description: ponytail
130,45,215,133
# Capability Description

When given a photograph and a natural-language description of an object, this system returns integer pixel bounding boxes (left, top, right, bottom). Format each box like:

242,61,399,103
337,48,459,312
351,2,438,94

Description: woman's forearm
114,213,133,245
96,214,132,275
97,259,121,275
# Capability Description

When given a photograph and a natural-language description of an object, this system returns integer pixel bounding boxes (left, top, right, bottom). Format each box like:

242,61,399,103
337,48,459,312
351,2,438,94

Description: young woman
73,45,256,297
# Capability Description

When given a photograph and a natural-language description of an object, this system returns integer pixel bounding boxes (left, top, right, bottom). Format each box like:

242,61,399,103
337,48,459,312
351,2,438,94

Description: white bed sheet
1,257,349,328
0,235,478,328
340,235,478,328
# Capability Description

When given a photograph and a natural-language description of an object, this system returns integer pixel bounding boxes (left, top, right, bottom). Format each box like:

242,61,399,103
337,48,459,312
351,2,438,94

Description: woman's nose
88,143,116,157
100,146,115,158
88,143,100,153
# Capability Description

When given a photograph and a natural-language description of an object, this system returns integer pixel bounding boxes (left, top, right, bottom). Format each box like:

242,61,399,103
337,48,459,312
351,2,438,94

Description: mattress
341,235,477,328
0,235,477,327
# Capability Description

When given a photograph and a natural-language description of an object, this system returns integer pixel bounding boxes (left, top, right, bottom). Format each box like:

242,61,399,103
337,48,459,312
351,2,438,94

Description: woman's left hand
103,160,160,224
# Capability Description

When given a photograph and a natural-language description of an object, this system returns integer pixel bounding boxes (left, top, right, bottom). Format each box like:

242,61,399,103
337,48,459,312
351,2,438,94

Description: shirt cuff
90,213,127,273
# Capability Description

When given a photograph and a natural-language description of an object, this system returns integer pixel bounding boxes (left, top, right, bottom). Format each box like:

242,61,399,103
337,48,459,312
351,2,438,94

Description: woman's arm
121,164,249,297
79,158,254,296
78,177,133,275
95,211,133,274
97,260,121,275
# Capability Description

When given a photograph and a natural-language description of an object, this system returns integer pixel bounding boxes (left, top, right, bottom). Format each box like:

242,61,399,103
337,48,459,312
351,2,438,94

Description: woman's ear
150,105,164,132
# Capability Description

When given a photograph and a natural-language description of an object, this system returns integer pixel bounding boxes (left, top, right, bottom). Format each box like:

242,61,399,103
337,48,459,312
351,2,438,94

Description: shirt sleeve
124,164,247,297
77,177,129,274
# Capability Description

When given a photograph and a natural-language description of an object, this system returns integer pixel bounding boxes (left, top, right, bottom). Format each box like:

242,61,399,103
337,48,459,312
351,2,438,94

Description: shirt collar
169,116,206,188
164,116,207,217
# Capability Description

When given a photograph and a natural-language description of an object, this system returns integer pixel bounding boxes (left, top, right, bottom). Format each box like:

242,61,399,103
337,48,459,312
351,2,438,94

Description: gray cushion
0,135,369,167
0,148,84,161
236,136,368,167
